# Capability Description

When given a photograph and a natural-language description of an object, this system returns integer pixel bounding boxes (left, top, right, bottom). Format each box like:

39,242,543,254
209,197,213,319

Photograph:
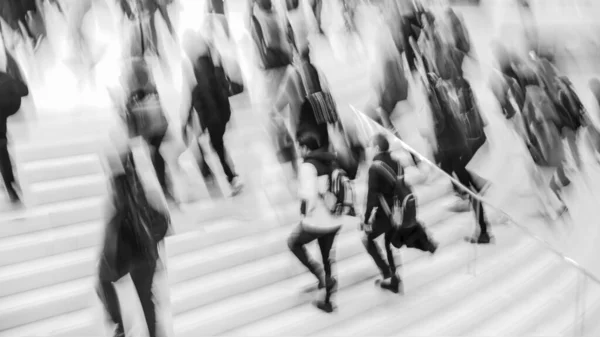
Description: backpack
251,7,292,70
297,62,339,125
447,9,471,55
379,55,409,114
456,79,486,144
427,73,468,153
127,90,169,139
372,160,416,229
111,152,170,262
323,166,356,217
554,76,586,131
522,86,565,167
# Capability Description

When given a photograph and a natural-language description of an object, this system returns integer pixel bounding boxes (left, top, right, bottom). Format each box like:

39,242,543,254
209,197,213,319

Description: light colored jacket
298,162,342,233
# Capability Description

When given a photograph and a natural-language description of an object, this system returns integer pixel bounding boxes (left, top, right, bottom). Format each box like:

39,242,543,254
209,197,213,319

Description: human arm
298,162,318,217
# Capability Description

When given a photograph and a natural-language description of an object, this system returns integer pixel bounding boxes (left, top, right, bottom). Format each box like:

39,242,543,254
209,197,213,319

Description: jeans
439,152,489,236
287,223,340,303
147,131,168,194
97,257,158,337
363,228,397,279
207,124,237,183
0,138,15,193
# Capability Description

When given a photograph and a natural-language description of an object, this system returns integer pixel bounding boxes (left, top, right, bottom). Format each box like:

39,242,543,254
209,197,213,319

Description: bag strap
378,194,393,218
297,62,317,97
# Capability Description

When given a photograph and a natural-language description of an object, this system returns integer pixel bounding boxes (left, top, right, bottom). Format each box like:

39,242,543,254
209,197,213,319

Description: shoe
428,240,439,254
7,187,20,204
376,275,402,294
113,323,125,337
465,232,493,245
313,300,335,313
230,177,244,196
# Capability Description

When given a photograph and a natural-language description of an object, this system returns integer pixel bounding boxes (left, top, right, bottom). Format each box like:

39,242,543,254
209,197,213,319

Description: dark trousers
97,257,158,337
439,152,489,236
363,226,397,279
207,124,236,183
0,138,15,193
287,223,340,303
147,132,167,193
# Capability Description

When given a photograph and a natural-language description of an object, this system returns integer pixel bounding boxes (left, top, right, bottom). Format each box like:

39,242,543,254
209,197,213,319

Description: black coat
0,71,29,139
364,151,400,231
191,55,231,133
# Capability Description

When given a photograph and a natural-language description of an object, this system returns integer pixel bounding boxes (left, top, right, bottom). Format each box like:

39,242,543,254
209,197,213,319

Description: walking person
361,133,437,293
182,32,243,195
97,126,171,337
361,134,403,293
287,130,341,313
0,66,29,203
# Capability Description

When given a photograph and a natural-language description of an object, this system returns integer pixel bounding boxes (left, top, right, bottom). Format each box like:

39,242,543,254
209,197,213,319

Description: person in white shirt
287,130,341,313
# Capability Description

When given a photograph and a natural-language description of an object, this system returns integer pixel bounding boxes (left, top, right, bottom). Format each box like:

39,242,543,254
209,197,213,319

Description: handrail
348,103,600,285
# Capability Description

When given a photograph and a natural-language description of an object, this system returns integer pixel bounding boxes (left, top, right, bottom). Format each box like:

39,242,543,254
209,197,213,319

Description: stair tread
170,218,467,312
0,308,96,337
31,174,106,192
0,220,101,253
0,196,103,223
169,193,454,273
0,277,92,314
0,247,96,284
21,153,100,171
313,228,537,336
227,242,472,336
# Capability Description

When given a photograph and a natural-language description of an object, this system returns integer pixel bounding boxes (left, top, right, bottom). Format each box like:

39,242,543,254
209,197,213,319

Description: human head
182,29,209,60
371,133,390,153
297,130,322,157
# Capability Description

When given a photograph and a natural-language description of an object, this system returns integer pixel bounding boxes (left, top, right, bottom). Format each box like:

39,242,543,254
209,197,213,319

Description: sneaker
465,232,493,245
113,323,125,337
7,187,20,204
230,177,244,196
313,300,335,313
375,275,402,294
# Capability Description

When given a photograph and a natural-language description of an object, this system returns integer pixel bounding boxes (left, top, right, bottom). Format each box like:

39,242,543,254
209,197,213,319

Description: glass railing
348,104,600,336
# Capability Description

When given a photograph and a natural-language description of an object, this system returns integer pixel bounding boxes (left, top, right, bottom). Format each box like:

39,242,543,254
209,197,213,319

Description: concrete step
13,137,106,163
28,174,107,206
0,247,98,298
0,197,104,239
0,220,102,267
170,209,472,316
311,228,541,336
0,308,100,337
0,277,95,331
20,154,103,184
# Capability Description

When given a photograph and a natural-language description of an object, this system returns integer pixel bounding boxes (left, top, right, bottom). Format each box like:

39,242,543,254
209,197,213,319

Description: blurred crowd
2,0,600,335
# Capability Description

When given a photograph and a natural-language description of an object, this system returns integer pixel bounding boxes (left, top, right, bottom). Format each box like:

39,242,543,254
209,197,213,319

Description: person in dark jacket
187,38,243,194
97,134,171,337
361,133,402,293
0,70,28,203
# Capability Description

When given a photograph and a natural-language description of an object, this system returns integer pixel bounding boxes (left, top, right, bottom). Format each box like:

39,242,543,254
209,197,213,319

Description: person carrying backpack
287,130,348,313
183,33,243,195
120,58,175,203
97,132,171,337
453,76,494,244
249,0,293,70
0,69,28,203
362,133,437,294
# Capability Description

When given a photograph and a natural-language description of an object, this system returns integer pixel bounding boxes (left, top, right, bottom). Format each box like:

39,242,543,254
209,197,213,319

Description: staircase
167,109,600,337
